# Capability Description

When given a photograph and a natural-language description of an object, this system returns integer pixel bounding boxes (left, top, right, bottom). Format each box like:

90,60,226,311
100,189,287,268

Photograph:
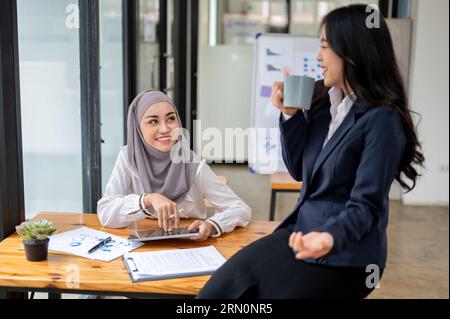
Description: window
290,0,375,36
211,0,289,46
99,0,124,193
17,0,83,219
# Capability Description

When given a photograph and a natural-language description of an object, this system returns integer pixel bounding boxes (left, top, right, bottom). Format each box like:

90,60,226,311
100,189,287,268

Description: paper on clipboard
123,246,226,282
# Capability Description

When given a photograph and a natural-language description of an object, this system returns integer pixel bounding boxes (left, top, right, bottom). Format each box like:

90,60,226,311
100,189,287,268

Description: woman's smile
155,135,172,144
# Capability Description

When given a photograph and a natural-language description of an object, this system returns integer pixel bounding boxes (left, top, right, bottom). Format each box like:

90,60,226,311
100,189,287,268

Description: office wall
196,45,254,161
197,0,254,162
403,0,449,206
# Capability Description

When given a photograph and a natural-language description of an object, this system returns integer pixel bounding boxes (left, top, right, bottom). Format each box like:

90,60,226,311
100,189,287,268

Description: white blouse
282,86,356,148
97,147,251,236
323,86,355,147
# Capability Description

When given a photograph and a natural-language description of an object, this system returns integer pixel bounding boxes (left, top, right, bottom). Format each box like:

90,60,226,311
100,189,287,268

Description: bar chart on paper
250,34,323,174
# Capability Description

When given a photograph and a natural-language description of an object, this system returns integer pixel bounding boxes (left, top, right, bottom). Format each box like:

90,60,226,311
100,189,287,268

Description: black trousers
197,225,382,299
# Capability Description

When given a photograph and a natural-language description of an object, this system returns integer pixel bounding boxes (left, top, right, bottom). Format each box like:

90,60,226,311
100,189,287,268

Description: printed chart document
49,227,144,262
123,246,227,282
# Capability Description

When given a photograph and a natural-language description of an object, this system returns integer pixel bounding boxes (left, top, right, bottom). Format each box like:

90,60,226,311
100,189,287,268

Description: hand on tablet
188,220,217,242
144,193,180,231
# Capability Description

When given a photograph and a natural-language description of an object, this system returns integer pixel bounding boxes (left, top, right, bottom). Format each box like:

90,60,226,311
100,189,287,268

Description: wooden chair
269,173,302,221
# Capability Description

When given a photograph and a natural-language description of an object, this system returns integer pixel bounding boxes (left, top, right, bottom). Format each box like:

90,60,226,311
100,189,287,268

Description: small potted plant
16,220,56,262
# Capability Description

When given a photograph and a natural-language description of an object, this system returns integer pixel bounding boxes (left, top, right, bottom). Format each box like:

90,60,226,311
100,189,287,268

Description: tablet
127,227,200,242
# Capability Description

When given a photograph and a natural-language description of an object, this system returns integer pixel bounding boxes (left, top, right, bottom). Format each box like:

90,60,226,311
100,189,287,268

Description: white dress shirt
282,86,356,147
97,146,251,236
323,86,356,147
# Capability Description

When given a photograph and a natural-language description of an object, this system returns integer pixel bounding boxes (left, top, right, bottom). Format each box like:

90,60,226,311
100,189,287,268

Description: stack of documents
123,245,227,282
49,227,144,262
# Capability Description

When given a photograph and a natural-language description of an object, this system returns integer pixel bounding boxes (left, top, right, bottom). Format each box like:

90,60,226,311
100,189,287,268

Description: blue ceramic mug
283,75,315,110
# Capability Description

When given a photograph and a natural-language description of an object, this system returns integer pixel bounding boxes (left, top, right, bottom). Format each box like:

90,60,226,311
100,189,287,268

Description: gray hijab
127,90,199,203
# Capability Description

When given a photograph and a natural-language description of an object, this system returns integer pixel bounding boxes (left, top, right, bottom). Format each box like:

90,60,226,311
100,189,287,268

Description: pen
88,236,112,254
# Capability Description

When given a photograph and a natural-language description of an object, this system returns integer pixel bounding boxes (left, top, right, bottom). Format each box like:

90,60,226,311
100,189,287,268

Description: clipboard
122,246,226,282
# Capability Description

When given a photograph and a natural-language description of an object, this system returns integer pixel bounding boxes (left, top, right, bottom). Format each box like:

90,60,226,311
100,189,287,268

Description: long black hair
313,4,424,192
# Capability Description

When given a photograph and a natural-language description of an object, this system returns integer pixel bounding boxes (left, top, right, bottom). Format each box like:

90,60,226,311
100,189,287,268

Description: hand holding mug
272,69,315,115
271,69,299,116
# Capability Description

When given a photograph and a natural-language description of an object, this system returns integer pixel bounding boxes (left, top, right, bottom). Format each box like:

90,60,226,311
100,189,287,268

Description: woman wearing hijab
97,91,251,240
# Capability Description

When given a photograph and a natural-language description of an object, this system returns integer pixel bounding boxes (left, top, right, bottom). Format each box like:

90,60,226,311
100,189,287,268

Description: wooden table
0,212,277,299
269,173,302,221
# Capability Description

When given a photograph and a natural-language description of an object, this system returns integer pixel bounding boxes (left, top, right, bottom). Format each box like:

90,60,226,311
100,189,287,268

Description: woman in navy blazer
198,5,424,299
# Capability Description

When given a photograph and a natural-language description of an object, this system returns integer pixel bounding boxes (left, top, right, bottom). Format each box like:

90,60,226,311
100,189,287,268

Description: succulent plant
16,219,56,241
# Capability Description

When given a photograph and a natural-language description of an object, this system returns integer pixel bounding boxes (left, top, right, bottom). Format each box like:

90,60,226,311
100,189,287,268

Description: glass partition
99,0,124,193
17,0,83,219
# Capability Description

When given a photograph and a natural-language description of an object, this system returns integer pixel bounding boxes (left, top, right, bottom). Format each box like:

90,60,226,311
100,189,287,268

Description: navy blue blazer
276,86,406,268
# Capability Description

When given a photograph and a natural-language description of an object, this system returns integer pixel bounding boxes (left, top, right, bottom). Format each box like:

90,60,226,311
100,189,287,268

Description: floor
29,164,449,299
